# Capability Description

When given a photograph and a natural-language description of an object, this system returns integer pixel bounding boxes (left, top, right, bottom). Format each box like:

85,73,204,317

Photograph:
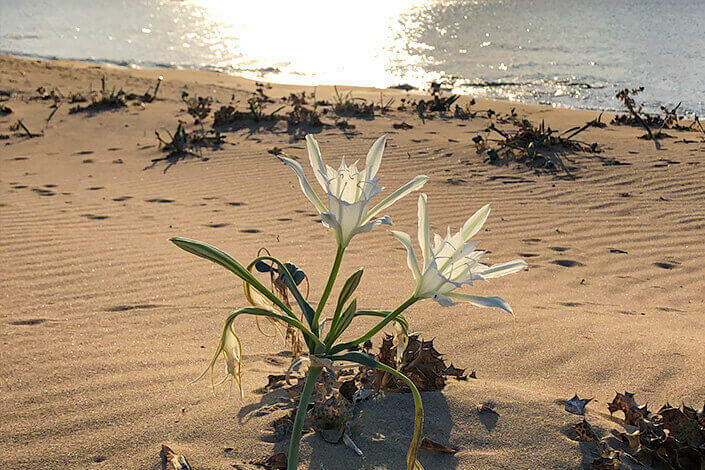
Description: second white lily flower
392,194,527,312
279,135,428,247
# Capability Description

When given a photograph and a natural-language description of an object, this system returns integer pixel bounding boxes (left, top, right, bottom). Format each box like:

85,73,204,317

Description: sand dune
1,55,703,469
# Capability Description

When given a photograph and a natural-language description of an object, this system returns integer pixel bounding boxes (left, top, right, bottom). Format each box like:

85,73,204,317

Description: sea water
1,0,703,114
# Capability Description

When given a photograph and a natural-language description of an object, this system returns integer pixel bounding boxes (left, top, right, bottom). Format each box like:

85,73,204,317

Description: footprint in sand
112,159,123,164
551,260,584,267
549,246,570,252
107,147,121,151
82,159,94,163
518,253,540,258
145,198,174,203
82,214,109,220
277,218,292,222
88,186,104,191
112,196,132,202
560,302,582,307
445,177,467,185
240,229,261,234
10,318,49,326
12,184,28,189
75,150,94,155
522,238,542,244
44,184,57,188
653,261,680,269
32,188,55,196
104,304,160,312
226,202,245,206
10,156,28,161
206,223,230,228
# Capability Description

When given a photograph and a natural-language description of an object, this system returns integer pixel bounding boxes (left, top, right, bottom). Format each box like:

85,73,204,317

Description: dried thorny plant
181,92,213,125
68,75,162,114
169,135,526,469
286,103,322,127
477,119,601,176
333,87,374,117
613,87,662,147
155,121,224,158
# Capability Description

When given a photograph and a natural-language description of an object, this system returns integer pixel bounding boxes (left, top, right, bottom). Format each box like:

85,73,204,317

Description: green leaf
336,268,364,315
325,268,363,343
169,237,295,319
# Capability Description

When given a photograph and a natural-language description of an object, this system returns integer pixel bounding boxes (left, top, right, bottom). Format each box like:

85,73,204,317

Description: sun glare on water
190,0,435,87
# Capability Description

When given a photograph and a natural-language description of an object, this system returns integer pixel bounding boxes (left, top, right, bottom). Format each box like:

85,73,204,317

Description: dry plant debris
160,445,192,470
332,87,375,117
181,92,212,124
155,122,224,158
565,394,593,415
357,334,470,393
475,118,600,176
69,76,161,114
600,392,705,469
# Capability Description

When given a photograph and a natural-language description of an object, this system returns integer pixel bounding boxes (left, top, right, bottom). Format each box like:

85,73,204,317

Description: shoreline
0,51,669,116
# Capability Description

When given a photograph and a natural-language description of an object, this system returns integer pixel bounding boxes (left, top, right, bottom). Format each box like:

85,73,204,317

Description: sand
1,54,703,469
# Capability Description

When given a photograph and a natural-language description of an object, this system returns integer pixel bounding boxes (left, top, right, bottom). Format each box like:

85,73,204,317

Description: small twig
17,119,42,138
627,105,659,149
45,103,61,129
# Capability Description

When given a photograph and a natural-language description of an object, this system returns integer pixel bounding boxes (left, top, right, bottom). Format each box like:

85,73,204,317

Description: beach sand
1,54,703,469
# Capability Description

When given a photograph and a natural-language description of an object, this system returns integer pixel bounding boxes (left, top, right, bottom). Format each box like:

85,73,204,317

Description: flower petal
305,134,329,191
417,194,432,269
391,230,421,283
479,259,528,279
354,215,391,236
461,204,491,242
329,195,369,245
364,175,428,223
364,135,386,181
447,293,514,315
278,156,327,214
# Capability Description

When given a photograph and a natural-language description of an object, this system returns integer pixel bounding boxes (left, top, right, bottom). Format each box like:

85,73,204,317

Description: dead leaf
419,437,457,454
573,419,598,442
252,452,287,469
565,394,593,415
160,445,192,470
477,401,499,415
591,448,620,470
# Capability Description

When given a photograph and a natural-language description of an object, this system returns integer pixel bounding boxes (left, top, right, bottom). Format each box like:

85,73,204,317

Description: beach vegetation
478,118,601,176
68,75,162,114
170,135,526,469
333,87,375,117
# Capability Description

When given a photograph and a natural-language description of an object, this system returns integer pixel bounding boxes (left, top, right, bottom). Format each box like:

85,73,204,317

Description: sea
1,0,703,114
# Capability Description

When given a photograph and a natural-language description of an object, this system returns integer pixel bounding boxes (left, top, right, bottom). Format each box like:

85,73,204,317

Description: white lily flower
279,135,428,247
392,194,527,313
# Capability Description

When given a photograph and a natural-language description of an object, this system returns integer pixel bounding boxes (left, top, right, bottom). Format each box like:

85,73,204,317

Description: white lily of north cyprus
278,135,428,248
392,194,527,311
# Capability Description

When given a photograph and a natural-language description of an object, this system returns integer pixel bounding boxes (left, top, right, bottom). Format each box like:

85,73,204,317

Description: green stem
375,362,424,470
312,245,345,328
287,365,323,470
328,352,423,470
330,297,418,354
